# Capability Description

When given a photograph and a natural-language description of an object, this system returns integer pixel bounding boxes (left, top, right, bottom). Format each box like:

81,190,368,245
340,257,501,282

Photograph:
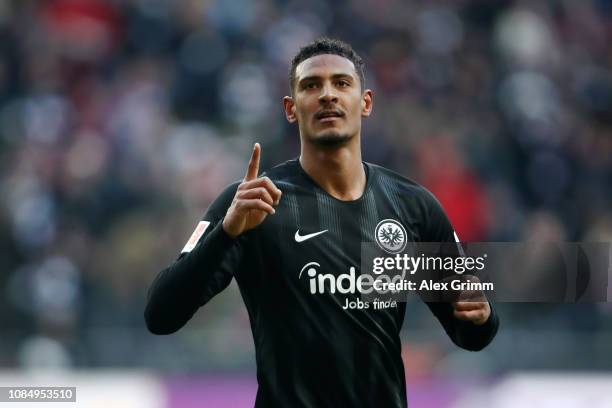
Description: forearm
144,221,236,334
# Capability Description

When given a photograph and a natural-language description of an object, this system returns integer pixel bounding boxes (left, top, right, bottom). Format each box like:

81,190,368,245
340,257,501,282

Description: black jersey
145,158,499,408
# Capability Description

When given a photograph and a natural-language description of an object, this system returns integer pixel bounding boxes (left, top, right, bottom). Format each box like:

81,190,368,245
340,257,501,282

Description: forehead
295,54,357,81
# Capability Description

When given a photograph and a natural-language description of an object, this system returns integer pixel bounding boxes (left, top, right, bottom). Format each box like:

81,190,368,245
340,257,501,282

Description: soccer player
145,38,499,407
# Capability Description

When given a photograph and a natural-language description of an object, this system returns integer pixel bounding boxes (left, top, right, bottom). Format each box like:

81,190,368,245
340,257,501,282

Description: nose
318,82,338,105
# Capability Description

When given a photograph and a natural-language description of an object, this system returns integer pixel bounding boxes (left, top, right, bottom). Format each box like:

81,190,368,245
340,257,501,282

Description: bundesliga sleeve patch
181,221,211,253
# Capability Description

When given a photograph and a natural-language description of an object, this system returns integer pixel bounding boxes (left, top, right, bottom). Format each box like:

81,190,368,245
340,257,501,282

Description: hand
452,277,491,325
223,143,282,238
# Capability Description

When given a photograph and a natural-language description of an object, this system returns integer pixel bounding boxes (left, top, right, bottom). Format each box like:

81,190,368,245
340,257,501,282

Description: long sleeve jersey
145,158,499,408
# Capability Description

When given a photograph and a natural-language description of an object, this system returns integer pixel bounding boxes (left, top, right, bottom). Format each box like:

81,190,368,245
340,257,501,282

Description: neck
299,136,366,201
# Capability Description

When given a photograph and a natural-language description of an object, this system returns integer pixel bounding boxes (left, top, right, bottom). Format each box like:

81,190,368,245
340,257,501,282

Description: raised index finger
244,142,261,181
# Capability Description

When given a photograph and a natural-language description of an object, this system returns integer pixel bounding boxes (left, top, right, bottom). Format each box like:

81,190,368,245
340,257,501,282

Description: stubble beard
310,130,353,147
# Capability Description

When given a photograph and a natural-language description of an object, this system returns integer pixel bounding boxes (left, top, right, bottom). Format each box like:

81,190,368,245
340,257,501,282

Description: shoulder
366,162,440,208
260,158,303,188
367,162,453,240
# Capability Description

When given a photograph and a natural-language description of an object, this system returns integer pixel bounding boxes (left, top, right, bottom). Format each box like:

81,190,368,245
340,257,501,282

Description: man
145,37,498,407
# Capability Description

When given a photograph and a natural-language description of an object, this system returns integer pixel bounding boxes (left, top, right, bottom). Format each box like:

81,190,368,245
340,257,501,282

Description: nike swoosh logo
294,229,328,243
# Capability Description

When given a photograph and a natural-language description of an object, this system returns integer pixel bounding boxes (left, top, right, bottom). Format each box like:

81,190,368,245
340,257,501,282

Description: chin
311,131,352,147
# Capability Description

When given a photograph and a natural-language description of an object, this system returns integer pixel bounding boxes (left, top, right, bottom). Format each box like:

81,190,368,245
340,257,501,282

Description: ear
283,96,297,123
361,89,373,117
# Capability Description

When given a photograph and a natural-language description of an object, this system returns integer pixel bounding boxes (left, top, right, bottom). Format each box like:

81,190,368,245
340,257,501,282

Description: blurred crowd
0,0,611,374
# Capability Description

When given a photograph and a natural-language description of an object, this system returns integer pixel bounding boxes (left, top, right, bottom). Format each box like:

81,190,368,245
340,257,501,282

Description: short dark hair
289,37,365,93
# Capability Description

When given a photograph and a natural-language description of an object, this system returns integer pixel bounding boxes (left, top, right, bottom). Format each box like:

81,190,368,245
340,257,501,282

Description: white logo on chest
294,229,328,243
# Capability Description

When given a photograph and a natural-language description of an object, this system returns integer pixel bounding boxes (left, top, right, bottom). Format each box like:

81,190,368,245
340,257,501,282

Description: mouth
315,109,344,122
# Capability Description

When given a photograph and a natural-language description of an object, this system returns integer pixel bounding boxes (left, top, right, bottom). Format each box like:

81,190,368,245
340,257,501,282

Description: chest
258,186,422,268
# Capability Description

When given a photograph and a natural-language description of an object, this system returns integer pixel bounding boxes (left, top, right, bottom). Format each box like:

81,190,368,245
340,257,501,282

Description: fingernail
271,208,276,214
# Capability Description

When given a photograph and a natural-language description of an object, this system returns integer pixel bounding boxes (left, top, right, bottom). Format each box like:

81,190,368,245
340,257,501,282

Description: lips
315,109,344,121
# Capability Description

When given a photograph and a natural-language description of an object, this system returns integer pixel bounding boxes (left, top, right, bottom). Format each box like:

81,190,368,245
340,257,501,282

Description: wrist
222,217,240,238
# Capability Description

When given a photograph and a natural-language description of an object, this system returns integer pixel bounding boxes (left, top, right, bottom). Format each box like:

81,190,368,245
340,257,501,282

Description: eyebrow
298,73,355,85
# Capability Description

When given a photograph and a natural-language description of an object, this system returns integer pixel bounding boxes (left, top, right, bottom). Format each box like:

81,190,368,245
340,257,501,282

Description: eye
304,82,318,89
337,80,350,87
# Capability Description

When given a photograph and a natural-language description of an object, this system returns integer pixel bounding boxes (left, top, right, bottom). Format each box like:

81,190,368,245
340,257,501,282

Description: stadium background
0,0,611,406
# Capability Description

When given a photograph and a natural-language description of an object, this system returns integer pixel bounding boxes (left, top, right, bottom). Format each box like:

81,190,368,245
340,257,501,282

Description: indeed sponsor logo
298,262,406,295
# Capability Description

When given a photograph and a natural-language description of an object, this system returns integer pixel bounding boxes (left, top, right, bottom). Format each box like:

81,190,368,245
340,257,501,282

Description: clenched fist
451,275,491,325
223,143,282,238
